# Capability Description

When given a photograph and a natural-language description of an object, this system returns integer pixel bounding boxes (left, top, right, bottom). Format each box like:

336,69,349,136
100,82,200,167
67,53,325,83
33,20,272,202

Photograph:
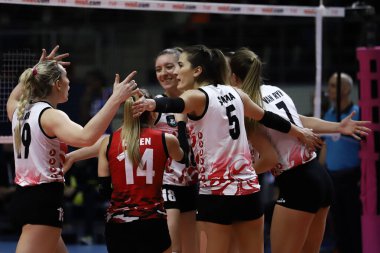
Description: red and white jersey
260,85,316,176
12,102,66,186
106,128,168,223
154,94,198,186
188,85,260,196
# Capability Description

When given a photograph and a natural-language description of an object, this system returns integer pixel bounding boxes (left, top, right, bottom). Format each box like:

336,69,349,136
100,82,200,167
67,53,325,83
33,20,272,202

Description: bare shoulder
232,87,248,100
42,108,70,122
181,89,205,99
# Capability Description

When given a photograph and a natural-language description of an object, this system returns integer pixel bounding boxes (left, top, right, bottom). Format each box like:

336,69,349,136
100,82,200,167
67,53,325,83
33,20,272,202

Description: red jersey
106,128,169,223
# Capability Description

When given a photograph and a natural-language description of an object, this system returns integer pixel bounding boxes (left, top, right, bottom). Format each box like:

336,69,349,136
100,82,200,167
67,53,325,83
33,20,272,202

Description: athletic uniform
154,94,198,213
104,127,171,253
261,84,333,213
188,85,262,224
10,101,66,228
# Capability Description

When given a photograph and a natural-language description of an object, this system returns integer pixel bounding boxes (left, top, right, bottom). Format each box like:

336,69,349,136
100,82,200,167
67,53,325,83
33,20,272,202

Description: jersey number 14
124,148,155,185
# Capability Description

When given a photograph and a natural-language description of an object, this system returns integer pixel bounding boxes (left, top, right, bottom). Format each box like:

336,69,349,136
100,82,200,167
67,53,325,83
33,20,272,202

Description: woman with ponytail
154,47,199,253
97,90,187,253
228,47,370,253
132,44,322,253
6,46,139,253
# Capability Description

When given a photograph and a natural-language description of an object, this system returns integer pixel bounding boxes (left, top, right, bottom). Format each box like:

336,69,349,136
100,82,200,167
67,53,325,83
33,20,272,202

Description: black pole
336,14,343,122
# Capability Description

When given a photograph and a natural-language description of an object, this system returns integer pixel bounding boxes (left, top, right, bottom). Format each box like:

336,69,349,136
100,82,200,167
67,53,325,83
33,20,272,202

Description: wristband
154,97,185,113
177,121,190,154
259,110,291,133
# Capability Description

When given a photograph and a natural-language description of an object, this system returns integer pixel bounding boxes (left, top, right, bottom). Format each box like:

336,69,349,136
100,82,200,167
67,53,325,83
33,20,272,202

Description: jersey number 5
226,105,240,140
124,148,155,185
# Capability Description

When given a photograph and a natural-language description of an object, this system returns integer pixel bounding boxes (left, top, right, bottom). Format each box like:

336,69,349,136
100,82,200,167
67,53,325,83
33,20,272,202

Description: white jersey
154,94,198,186
188,85,260,196
12,102,67,186
260,85,316,176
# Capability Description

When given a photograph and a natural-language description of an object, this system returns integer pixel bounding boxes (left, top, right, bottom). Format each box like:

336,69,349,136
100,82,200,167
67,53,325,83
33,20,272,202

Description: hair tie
32,68,38,76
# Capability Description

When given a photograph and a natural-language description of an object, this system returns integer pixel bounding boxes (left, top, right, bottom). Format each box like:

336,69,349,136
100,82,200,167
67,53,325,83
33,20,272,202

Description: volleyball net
0,0,346,144
0,50,38,144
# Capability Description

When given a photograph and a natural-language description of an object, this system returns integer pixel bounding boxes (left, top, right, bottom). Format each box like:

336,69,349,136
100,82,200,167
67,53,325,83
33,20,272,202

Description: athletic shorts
196,191,264,225
105,219,171,253
10,182,64,230
162,184,198,212
275,158,333,213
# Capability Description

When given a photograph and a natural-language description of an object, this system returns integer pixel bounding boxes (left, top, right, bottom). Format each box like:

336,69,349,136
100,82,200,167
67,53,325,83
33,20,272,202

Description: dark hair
182,45,229,85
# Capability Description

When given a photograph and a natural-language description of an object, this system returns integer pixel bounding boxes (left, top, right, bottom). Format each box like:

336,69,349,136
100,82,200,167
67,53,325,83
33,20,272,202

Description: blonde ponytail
230,48,263,132
14,68,33,156
121,97,141,166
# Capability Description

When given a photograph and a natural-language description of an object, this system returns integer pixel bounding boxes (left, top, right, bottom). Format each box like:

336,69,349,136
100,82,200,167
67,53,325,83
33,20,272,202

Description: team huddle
7,45,371,253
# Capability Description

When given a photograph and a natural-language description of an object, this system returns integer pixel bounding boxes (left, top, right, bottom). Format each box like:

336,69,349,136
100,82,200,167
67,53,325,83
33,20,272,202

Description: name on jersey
117,137,152,161
262,89,284,104
217,92,236,106
122,138,151,147
140,137,151,146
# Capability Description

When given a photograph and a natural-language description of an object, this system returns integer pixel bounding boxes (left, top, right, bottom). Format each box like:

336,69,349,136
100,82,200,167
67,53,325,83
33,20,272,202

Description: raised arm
132,89,206,117
6,83,23,121
299,111,371,140
43,72,139,147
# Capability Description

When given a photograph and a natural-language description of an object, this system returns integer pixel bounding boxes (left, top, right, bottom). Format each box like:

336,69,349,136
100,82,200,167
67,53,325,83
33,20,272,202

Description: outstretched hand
338,111,371,140
39,45,70,66
131,97,156,118
111,71,140,104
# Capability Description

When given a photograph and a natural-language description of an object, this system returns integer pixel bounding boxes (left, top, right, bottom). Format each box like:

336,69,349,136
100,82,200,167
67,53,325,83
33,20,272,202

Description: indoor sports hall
0,1,378,253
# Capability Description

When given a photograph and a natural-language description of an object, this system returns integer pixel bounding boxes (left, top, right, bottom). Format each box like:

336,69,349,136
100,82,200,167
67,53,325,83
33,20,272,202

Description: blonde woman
98,90,187,253
7,46,138,253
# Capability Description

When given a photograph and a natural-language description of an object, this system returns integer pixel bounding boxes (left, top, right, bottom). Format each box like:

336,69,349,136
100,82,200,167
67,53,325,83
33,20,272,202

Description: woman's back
106,127,168,222
260,84,316,175
12,101,66,186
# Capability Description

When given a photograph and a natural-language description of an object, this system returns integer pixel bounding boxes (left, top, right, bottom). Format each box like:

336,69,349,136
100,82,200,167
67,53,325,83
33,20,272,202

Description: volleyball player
228,47,370,253
132,44,321,253
154,48,199,253
97,90,187,253
6,46,139,253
